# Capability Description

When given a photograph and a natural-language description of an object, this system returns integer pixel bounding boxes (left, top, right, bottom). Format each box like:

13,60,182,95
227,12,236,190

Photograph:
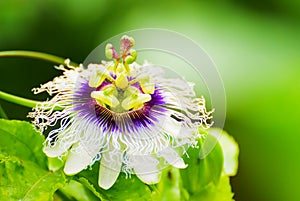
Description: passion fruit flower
28,35,213,189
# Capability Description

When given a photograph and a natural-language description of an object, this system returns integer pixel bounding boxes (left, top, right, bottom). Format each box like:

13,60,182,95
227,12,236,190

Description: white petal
98,151,123,190
159,117,181,138
160,148,187,169
159,117,193,138
43,141,73,157
64,143,98,175
43,128,76,157
136,171,161,184
130,155,161,184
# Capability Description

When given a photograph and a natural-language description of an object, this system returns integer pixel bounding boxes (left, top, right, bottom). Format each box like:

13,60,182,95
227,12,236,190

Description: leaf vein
22,171,52,201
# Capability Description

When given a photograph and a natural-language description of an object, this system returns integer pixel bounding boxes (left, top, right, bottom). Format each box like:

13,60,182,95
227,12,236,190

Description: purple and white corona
28,35,213,189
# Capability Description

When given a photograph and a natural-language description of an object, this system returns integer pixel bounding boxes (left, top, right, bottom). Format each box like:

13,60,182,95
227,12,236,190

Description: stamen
140,81,155,94
88,69,114,88
115,74,128,89
122,93,151,110
91,91,119,108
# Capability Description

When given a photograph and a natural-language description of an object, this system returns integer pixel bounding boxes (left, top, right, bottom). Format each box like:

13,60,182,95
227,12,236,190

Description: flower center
88,35,155,113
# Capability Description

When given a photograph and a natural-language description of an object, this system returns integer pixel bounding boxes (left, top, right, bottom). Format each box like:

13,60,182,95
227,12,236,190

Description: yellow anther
121,94,151,111
89,72,106,88
91,91,120,108
126,86,140,94
115,74,128,89
140,81,155,94
88,69,114,88
102,85,117,96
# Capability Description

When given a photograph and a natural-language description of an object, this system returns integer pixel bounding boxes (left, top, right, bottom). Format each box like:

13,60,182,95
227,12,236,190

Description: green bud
130,49,137,59
105,44,113,59
125,55,134,64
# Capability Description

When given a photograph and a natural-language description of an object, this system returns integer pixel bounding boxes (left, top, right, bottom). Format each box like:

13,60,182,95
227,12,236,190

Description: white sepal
160,148,187,169
130,155,161,184
98,150,123,190
64,143,98,175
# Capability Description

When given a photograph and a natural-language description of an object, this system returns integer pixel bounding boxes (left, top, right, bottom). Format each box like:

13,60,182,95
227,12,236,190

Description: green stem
0,50,77,109
0,50,78,66
0,91,41,108
0,103,8,119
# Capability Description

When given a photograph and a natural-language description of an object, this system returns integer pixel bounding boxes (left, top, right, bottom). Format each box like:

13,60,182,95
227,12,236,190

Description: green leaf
189,176,234,201
0,119,47,168
77,162,153,201
58,180,99,201
180,132,224,194
0,154,66,201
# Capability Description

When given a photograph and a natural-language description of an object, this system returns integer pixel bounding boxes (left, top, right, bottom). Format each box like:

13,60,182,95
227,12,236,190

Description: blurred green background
1,0,299,200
